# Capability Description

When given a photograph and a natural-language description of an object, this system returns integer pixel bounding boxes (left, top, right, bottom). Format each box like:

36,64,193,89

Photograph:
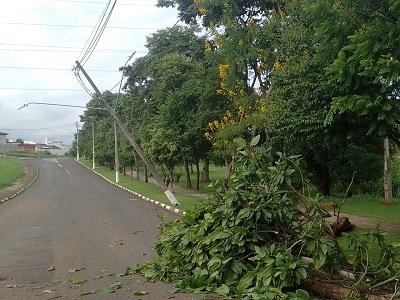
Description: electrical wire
0,41,146,51
0,21,158,29
0,123,77,131
77,0,112,64
0,66,120,72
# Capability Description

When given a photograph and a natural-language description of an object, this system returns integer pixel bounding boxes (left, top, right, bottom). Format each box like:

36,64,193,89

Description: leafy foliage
134,137,345,299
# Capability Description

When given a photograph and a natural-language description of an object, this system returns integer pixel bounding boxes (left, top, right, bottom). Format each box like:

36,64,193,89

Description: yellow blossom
239,39,244,47
274,61,281,69
218,64,229,79
204,41,212,53
199,7,207,15
238,106,245,117
205,132,212,141
228,90,237,98
247,19,255,29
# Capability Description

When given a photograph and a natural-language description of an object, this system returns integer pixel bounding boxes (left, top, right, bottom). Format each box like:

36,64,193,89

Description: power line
0,66,120,72
49,0,155,6
78,0,117,65
0,123,77,131
0,21,158,30
0,42,147,53
0,87,117,91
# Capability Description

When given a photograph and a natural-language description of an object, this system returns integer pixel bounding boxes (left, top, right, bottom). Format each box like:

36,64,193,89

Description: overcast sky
0,0,178,145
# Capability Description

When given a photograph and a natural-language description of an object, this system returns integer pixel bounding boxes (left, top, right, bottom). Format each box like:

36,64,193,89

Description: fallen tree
132,137,400,299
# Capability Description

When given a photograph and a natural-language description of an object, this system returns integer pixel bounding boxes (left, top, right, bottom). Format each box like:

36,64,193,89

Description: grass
0,157,25,189
4,151,57,158
327,196,400,222
82,159,400,222
79,159,207,212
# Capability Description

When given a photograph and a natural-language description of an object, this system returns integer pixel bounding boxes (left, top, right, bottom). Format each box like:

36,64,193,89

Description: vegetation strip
0,159,39,204
76,160,185,216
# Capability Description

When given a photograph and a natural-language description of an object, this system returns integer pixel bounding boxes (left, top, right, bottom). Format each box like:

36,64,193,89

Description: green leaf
70,278,86,285
250,135,260,146
215,284,230,295
237,272,254,290
47,265,55,272
233,137,246,149
103,281,122,293
133,290,149,296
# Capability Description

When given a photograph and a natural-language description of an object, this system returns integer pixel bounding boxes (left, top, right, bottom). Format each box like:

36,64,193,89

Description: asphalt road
0,157,202,300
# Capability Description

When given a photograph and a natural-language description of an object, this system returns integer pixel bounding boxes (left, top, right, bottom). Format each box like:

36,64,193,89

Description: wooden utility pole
383,137,393,205
74,61,179,206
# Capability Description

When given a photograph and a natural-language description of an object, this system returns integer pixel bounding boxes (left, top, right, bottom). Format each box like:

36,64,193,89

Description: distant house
0,132,8,145
36,143,61,150
0,132,36,151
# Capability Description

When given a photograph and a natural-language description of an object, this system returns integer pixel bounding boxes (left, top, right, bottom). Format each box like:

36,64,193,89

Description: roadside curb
76,160,186,216
0,162,39,205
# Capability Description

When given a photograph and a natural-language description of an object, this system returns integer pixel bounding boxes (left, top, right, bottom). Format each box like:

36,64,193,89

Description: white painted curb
77,160,186,216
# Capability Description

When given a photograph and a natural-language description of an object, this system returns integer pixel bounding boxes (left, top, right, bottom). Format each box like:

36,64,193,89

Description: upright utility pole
114,51,135,184
383,137,393,205
76,122,80,161
92,119,95,170
74,61,179,206
114,121,119,182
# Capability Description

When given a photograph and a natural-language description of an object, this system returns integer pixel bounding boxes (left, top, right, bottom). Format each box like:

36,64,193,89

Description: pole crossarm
74,61,179,206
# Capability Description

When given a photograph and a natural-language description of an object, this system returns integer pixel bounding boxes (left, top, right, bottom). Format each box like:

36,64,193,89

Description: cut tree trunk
331,216,354,236
300,279,393,300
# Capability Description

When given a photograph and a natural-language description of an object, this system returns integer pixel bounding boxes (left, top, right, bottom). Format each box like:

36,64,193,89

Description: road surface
0,157,203,300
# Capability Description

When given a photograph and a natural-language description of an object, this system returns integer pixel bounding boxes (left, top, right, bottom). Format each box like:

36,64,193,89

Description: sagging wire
77,0,116,66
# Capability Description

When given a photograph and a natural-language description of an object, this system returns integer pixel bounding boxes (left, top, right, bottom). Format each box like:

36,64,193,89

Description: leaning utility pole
74,61,179,206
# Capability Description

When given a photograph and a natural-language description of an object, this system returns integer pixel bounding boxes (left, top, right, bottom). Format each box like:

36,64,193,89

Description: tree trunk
312,162,331,196
201,157,210,183
383,138,393,205
183,157,192,188
195,159,200,190
223,157,234,188
144,164,148,183
300,279,393,300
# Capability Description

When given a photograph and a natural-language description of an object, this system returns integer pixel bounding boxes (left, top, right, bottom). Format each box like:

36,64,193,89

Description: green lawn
328,196,400,222
80,159,400,222
0,157,24,189
79,159,207,212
